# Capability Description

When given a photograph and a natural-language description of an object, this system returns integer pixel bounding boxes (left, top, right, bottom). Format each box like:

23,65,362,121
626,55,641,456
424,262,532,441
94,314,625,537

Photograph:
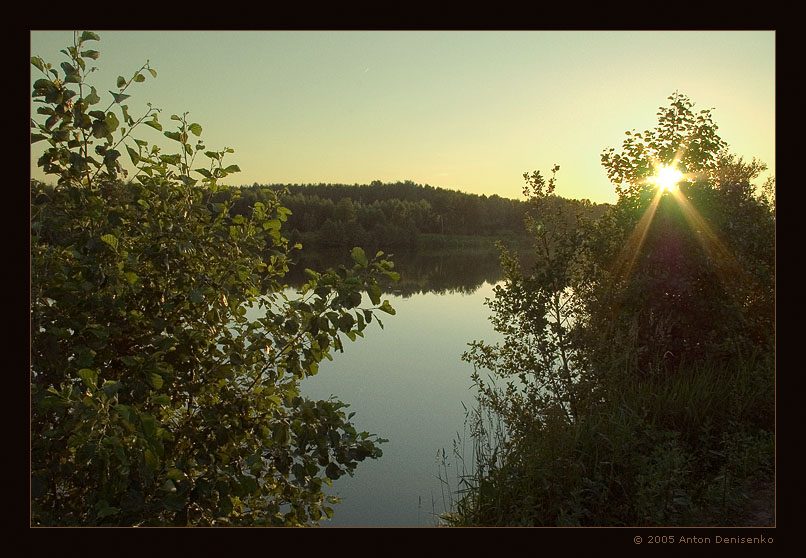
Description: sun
652,165,684,192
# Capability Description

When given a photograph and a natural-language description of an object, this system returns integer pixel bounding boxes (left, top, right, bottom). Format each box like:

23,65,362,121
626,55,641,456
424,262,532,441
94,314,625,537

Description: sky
29,30,775,204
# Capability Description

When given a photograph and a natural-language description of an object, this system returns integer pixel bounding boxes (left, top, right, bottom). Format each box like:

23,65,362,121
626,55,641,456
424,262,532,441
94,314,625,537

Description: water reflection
301,281,504,527
285,247,509,297
277,246,534,526
275,247,524,526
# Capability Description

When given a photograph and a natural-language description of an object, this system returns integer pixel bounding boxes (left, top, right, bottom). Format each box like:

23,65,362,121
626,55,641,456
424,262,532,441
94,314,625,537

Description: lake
285,247,510,526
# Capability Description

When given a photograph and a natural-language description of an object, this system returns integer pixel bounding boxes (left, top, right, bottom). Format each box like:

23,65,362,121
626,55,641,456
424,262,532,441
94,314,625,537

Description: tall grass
438,351,774,526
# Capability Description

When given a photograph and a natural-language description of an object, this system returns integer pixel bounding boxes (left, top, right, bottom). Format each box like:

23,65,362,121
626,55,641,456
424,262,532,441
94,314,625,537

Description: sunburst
651,165,684,192
611,161,752,308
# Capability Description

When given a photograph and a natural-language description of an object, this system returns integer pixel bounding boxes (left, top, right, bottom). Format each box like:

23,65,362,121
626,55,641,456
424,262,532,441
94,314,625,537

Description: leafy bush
450,92,775,526
30,31,398,526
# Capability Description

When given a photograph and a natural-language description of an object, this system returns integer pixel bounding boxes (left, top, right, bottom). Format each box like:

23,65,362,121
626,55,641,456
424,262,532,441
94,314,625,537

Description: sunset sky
29,30,775,204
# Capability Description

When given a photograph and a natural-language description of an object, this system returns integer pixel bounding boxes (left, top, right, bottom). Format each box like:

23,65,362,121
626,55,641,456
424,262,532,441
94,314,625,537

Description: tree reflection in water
285,245,535,298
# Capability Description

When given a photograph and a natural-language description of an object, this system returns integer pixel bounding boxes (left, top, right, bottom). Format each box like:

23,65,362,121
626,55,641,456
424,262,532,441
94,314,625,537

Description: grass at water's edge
435,354,774,527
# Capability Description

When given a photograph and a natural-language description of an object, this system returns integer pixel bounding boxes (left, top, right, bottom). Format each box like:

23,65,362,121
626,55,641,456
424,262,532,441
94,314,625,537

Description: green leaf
105,111,120,133
223,164,241,173
188,123,202,136
140,414,158,440
133,73,145,82
150,373,164,389
347,290,362,309
86,86,101,105
338,313,355,333
60,62,78,79
76,347,97,368
166,468,185,481
148,68,157,78
127,146,140,165
52,129,70,142
144,449,160,471
109,91,131,104
263,219,281,231
351,247,368,267
144,118,162,131
120,104,133,125
241,476,259,495
102,380,123,398
325,463,342,479
101,234,118,250
78,368,98,390
152,394,171,406
379,300,396,315
31,56,44,72
91,119,111,139
116,75,126,88
32,78,52,92
249,459,265,474
81,50,100,60
367,283,382,306
81,31,101,42
273,423,288,445
114,404,134,423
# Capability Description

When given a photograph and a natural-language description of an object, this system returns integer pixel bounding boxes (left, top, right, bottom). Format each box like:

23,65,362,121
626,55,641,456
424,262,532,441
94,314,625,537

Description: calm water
288,248,508,526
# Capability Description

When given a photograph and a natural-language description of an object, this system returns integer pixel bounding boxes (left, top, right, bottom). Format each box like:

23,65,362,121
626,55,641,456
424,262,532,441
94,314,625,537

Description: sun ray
611,186,664,286
667,188,754,306
607,135,762,313
609,164,757,316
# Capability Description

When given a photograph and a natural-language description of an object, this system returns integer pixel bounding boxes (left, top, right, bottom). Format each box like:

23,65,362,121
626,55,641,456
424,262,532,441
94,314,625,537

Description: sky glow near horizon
29,30,775,204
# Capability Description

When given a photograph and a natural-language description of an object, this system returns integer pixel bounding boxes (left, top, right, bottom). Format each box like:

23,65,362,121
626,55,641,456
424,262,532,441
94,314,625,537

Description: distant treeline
219,180,608,250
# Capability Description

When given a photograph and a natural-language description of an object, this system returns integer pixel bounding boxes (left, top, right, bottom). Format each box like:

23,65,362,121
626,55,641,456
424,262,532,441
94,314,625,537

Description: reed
439,351,774,526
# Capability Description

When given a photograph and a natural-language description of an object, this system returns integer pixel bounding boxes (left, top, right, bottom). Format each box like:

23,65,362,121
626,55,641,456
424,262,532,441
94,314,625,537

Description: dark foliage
452,93,775,527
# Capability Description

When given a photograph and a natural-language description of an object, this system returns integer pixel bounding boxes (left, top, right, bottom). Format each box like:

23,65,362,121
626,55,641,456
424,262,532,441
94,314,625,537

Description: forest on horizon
217,179,610,249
